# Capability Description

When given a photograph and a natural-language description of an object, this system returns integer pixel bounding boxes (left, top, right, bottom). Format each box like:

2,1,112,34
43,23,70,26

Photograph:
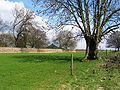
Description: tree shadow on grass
13,54,83,63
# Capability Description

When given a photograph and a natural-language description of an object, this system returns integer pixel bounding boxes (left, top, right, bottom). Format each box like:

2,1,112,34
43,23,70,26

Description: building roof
47,44,60,49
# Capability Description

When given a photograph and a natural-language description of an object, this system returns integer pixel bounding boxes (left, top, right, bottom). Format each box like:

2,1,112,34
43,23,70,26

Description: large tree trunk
15,39,26,48
85,36,98,60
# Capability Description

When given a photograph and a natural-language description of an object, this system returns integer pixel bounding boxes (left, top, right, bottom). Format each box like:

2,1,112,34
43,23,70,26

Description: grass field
0,52,120,90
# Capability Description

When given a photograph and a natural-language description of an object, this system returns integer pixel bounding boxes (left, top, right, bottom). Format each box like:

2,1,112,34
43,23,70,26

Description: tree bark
86,37,98,60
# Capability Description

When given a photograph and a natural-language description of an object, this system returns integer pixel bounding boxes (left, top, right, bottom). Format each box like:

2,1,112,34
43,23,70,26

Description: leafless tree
0,18,13,47
12,6,35,47
0,33,14,47
27,26,48,48
107,31,120,51
54,30,78,50
12,6,48,48
33,0,120,59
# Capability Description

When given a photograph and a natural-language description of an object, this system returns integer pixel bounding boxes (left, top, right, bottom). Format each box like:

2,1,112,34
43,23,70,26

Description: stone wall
0,47,63,53
0,47,21,53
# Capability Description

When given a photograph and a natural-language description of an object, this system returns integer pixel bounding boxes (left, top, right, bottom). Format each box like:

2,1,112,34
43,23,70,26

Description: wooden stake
106,49,107,56
71,54,74,76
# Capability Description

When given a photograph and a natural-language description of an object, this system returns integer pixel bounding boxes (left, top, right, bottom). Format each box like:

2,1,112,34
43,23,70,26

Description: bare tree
12,6,48,48
54,30,78,50
107,31,120,51
0,33,14,47
14,25,29,48
12,6,35,47
33,0,120,59
27,26,48,48
0,18,13,47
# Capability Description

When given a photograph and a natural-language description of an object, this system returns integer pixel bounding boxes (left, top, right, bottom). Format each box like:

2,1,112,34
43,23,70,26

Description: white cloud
0,0,48,27
76,38,86,49
0,0,24,21
34,15,48,29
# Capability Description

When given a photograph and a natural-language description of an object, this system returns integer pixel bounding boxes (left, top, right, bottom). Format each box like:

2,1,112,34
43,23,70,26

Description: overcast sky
0,0,108,49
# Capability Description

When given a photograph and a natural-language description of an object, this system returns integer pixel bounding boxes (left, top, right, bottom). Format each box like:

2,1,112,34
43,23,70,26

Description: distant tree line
0,5,78,49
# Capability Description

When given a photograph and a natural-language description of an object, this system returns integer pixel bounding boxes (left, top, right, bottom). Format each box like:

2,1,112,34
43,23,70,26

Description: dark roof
47,44,60,49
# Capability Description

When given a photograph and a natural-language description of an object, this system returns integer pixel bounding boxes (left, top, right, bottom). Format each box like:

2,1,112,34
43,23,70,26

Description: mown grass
0,52,120,90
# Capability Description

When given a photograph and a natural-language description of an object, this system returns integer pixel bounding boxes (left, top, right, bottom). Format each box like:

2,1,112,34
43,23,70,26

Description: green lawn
0,52,120,90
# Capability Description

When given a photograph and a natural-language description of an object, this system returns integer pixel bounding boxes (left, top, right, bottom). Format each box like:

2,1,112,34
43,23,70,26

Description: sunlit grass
0,52,120,90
